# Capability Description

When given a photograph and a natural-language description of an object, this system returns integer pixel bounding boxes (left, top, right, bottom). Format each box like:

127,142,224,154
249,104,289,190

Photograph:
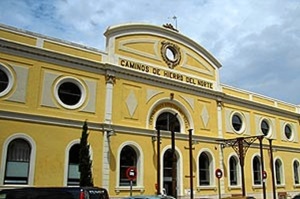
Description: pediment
104,23,222,90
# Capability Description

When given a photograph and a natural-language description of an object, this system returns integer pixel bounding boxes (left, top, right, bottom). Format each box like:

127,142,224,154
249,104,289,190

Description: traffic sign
126,167,137,181
215,168,223,179
262,171,267,179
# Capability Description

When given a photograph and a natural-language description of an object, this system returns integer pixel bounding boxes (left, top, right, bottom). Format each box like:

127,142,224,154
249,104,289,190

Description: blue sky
1,0,300,104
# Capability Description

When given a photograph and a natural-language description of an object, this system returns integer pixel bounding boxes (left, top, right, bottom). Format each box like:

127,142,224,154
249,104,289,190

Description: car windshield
0,193,6,199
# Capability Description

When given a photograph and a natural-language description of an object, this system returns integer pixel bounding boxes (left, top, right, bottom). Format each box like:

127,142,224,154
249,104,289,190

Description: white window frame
293,159,300,186
0,63,15,97
283,123,294,141
228,154,241,188
251,154,262,187
54,76,86,109
230,111,246,134
274,157,285,187
0,133,36,186
259,118,272,138
115,141,144,192
197,149,215,189
64,139,93,186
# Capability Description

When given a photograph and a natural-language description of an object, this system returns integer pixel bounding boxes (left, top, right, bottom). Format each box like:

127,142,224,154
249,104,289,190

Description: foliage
79,121,94,186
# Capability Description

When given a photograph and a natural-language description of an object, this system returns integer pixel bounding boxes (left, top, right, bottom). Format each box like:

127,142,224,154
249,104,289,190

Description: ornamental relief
149,102,189,130
105,74,116,84
161,41,181,69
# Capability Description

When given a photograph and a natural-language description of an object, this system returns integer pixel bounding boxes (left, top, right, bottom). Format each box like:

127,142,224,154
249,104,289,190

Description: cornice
1,110,300,152
0,38,106,74
0,38,223,101
222,93,300,119
1,38,299,120
0,23,104,54
104,62,225,101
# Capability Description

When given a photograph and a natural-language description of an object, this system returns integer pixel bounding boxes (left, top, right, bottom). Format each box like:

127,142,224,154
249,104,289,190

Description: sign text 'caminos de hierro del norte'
120,59,214,90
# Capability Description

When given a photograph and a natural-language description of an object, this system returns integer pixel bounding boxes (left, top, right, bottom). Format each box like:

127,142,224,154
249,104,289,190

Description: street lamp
184,129,194,199
170,113,178,198
218,135,264,197
268,138,277,199
155,126,161,195
258,136,266,199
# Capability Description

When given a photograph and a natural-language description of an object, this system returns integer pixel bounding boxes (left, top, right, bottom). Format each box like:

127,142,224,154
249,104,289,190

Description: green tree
79,121,94,186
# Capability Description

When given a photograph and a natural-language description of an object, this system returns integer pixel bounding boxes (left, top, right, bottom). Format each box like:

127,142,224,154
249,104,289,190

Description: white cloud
0,0,299,104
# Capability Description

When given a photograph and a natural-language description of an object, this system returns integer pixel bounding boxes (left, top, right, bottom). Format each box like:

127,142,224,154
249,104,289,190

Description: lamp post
268,139,276,199
258,136,266,199
155,126,161,195
188,129,194,199
171,126,177,198
184,129,195,199
170,113,178,198
237,138,246,196
218,135,262,197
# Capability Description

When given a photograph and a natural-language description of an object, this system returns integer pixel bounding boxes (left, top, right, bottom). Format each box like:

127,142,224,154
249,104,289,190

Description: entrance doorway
163,149,178,197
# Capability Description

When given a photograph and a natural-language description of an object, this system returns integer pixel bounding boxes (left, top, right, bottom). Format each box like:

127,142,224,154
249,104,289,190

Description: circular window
54,77,86,109
231,113,244,133
0,64,14,97
284,124,293,140
161,41,181,68
166,47,177,61
0,69,9,92
261,119,270,136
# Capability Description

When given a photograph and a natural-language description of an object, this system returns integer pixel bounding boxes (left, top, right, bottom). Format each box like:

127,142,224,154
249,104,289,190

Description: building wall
0,23,300,199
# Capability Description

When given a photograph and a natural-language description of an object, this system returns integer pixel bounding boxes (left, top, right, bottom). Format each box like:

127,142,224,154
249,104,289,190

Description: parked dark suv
0,187,109,199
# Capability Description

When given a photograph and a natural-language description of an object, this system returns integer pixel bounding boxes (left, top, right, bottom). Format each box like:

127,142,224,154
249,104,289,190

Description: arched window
4,138,31,184
229,156,239,186
156,112,180,132
275,159,283,185
294,160,300,185
119,145,137,186
199,152,211,186
163,149,178,196
253,156,261,185
67,144,80,186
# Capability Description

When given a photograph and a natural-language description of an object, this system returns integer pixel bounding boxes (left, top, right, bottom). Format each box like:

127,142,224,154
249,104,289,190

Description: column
102,73,116,190
217,98,225,195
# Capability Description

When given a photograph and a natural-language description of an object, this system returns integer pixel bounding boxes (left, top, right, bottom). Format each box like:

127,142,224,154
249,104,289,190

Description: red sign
262,171,267,179
126,167,137,180
215,168,223,179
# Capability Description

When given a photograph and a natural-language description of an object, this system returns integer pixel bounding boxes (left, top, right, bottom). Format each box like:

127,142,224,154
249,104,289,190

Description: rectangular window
294,163,299,184
5,161,29,184
276,170,281,185
199,169,209,185
68,164,80,186
230,169,237,185
254,170,261,185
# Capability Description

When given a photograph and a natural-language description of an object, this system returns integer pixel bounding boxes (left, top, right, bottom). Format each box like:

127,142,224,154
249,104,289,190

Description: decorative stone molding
105,74,116,84
161,41,181,69
149,102,189,129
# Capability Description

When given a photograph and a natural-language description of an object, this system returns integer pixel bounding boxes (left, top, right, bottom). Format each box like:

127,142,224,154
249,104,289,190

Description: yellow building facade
0,23,299,199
